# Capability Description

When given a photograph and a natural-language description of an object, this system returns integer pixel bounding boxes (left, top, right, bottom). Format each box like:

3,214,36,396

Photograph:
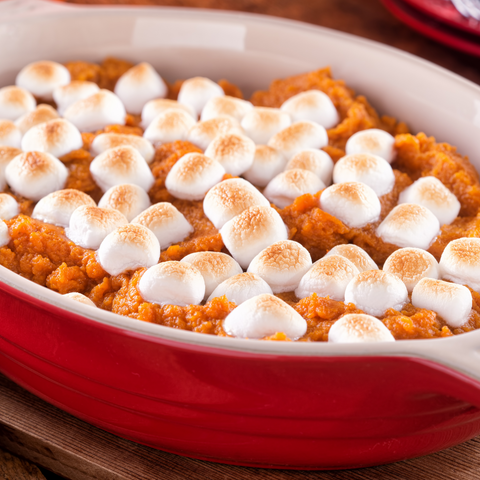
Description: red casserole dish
1,0,480,469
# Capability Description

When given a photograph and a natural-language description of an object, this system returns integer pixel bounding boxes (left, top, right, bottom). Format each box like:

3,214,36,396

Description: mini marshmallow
344,270,409,317
264,169,325,209
0,146,22,190
143,109,196,145
280,90,339,129
220,205,288,269
114,62,168,115
15,104,59,136
398,176,461,225
320,182,381,228
90,145,155,192
165,152,225,201
240,107,291,145
177,77,224,117
376,203,440,250
5,151,68,201
0,221,10,247
201,96,253,122
0,86,36,121
64,89,126,132
345,128,396,164
65,205,128,250
328,314,395,343
63,292,96,307
138,261,205,306
248,240,312,293
98,184,151,222
16,61,70,100
0,194,19,220
131,202,193,248
384,248,440,292
242,145,287,187
325,244,378,272
0,120,21,148
223,293,307,340
91,133,155,164
187,116,243,151
53,81,100,116
97,223,160,276
32,189,96,227
295,255,359,301
207,272,273,304
285,149,334,186
141,99,195,128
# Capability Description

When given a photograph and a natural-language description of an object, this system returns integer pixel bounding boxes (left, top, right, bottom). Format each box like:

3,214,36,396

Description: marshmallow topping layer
325,244,378,272
15,104,59,136
0,221,9,247
0,86,36,121
240,107,292,145
98,184,151,222
143,109,196,145
177,77,224,117
328,314,395,343
16,61,70,100
345,128,396,163
201,96,253,122
53,81,100,116
243,145,287,187
91,133,155,164
0,194,19,220
63,292,96,307
0,120,21,148
0,146,22,191
187,116,243,151
285,148,334,186
141,99,195,128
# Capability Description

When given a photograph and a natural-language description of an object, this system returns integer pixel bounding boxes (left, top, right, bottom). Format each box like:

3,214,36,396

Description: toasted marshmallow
143,109,196,145
138,261,205,306
15,104,59,136
0,120,21,148
223,294,307,340
63,292,96,307
64,90,126,132
328,314,395,343
344,270,409,317
187,116,243,151
376,203,440,250
114,62,167,115
32,189,96,227
91,133,155,164
384,248,440,292
90,145,155,192
345,128,396,164
398,176,461,226
16,61,70,100
5,151,68,201
141,99,196,128
240,107,292,145
0,146,22,190
285,149,334,186
98,184,151,222
0,86,36,121
65,205,128,250
201,96,253,122
325,244,378,272
207,272,273,304
220,205,288,269
177,77,224,117
165,152,225,201
320,182,381,228
53,81,100,116
242,145,287,187
0,221,10,247
0,194,18,220
97,223,160,276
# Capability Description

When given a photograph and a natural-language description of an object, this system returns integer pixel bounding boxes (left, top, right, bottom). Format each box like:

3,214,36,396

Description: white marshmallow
0,120,21,148
0,86,36,121
90,145,155,193
207,272,273,304
138,261,205,306
285,149,334,186
376,203,440,250
141,99,195,129
177,77,224,117
398,176,461,226
220,205,288,269
240,107,292,145
97,223,160,276
63,292,96,307
114,62,167,115
15,104,59,136
131,202,193,248
98,184,151,222
5,151,68,201
0,146,22,191
187,116,243,151
165,152,225,201
223,294,307,340
242,145,287,187
344,270,409,317
320,182,381,228
325,244,378,272
201,96,253,122
143,109,196,145
32,189,96,227
0,194,18,220
328,314,395,343
65,206,128,250
345,128,396,164
53,81,100,116
0,221,10,247
91,133,155,164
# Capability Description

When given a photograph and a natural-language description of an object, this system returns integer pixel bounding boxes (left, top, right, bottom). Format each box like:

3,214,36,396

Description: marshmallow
207,272,273,304
131,202,193,248
64,90,126,132
114,62,168,115
384,248,440,292
165,152,225,201
143,109,196,145
203,177,270,229
333,153,395,196
285,149,334,186
398,176,461,226
268,120,328,161
0,194,19,220
240,107,292,145
97,223,160,276
53,81,100,116
295,255,359,301
376,203,440,250
98,184,151,222
90,145,155,193
325,244,378,272
187,116,243,151
345,128,396,164
66,206,128,250
138,261,205,306
412,278,472,328
5,151,68,202
0,120,21,148
0,146,22,190
16,61,70,100
0,86,36,121
141,99,196,128
32,189,96,227
177,77,224,117
223,294,307,340
201,96,253,122
63,292,96,307
181,252,242,299
0,221,10,247
242,145,287,187
15,104,59,136
280,90,339,128
344,270,409,317
248,240,312,293
328,314,395,343
220,205,288,269
320,182,381,228
264,169,325,209
91,133,155,164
